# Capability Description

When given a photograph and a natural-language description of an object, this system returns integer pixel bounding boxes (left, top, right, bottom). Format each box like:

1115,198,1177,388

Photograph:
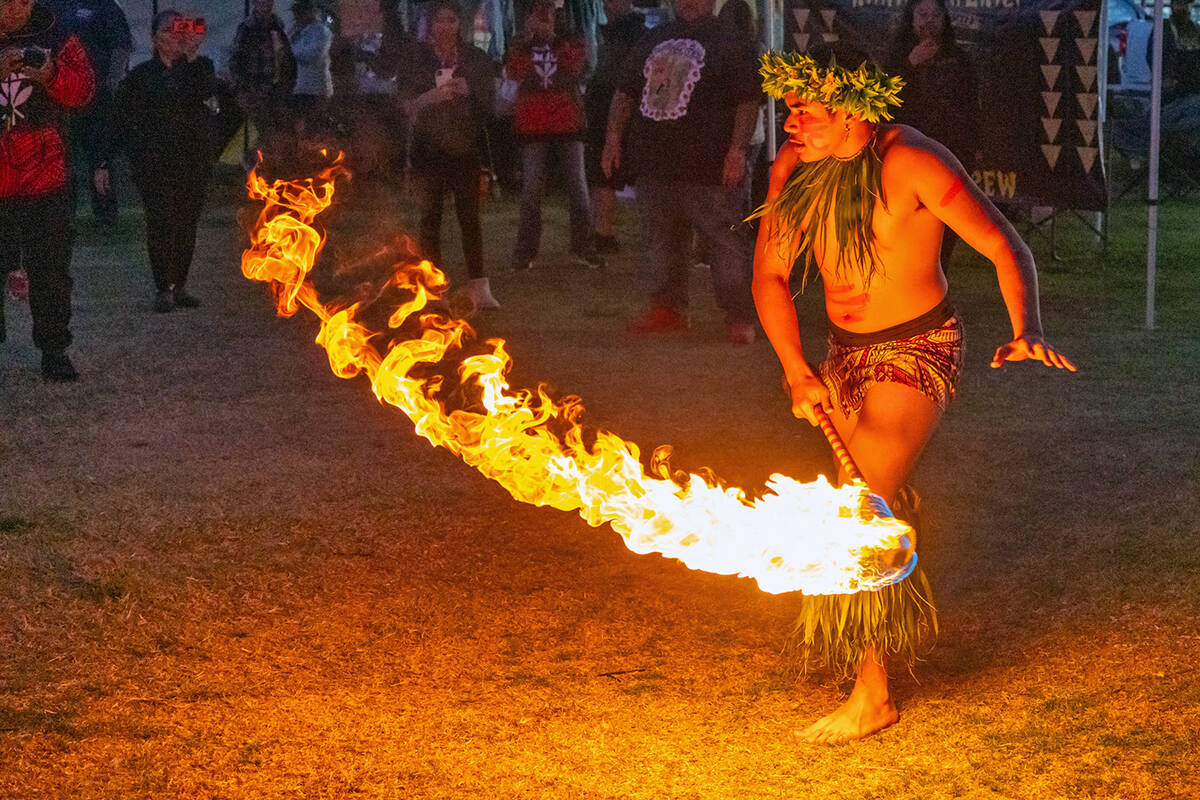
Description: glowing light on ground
241,158,914,596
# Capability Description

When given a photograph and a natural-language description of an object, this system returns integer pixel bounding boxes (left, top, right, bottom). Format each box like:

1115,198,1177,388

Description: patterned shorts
819,310,964,419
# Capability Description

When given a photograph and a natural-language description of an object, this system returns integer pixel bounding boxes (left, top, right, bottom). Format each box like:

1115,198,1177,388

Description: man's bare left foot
796,687,899,744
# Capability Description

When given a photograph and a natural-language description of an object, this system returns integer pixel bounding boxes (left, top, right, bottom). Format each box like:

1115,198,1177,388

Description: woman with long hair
886,0,979,267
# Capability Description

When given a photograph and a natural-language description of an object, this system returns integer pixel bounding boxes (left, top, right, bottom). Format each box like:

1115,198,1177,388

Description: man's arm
601,89,634,178
722,100,759,188
40,35,95,110
899,134,1076,371
751,142,831,424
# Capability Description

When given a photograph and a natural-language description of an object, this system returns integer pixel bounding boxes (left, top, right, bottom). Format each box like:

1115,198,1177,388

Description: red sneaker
627,306,688,336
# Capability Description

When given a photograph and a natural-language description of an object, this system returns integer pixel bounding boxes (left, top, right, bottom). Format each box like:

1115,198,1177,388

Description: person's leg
686,182,755,328
169,176,210,302
638,179,689,311
560,140,594,257
137,179,176,298
22,194,76,369
592,185,617,240
449,160,485,280
513,141,546,268
798,380,943,744
415,170,447,268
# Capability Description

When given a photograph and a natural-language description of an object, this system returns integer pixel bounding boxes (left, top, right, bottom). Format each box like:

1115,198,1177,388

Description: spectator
885,0,979,268
289,0,332,136
111,10,216,313
602,0,760,344
885,0,977,177
716,0,765,214
45,0,131,231
0,0,95,381
1157,0,1200,99
585,0,643,254
230,0,295,168
400,0,499,310
506,0,601,271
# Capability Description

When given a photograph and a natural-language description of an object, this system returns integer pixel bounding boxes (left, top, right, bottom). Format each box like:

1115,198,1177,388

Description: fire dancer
750,53,1076,743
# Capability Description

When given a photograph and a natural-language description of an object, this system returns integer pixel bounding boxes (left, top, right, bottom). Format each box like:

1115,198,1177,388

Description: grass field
1,169,1198,799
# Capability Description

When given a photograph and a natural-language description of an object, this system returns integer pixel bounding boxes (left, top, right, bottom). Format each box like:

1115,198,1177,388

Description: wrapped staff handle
813,406,865,485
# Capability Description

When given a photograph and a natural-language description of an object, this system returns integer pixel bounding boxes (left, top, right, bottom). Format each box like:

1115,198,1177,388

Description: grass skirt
786,563,937,682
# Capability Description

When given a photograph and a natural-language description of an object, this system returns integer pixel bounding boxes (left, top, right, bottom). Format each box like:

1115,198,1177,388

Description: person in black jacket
230,0,295,169
110,9,216,313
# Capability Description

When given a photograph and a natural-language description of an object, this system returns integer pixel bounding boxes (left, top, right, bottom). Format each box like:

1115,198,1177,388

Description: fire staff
750,53,1077,744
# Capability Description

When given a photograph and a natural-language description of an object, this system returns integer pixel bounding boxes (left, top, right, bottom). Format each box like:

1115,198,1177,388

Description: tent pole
1146,0,1164,330
765,0,776,157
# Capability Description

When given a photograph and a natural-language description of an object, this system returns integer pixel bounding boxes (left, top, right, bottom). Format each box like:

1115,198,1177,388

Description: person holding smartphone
111,10,216,313
0,0,95,381
400,0,498,311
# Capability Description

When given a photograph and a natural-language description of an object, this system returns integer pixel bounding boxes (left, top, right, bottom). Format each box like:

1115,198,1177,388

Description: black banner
782,0,1107,211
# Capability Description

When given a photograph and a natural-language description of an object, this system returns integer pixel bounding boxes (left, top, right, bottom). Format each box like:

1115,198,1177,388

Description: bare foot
796,685,899,745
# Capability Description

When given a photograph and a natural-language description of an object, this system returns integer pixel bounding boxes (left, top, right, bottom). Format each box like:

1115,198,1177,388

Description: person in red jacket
505,0,600,271
0,0,94,381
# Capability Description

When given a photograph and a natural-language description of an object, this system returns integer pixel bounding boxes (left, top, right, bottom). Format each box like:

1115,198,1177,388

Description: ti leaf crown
759,52,905,123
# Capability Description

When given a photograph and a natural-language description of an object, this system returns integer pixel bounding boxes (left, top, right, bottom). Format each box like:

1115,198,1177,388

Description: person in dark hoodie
585,0,643,254
505,0,600,271
111,9,216,313
0,0,95,382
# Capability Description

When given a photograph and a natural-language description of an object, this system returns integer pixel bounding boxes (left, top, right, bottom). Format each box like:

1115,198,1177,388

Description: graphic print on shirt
640,38,705,121
0,73,33,131
532,44,557,88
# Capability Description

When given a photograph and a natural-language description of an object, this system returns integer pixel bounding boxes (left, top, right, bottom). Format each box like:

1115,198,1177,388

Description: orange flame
242,158,914,596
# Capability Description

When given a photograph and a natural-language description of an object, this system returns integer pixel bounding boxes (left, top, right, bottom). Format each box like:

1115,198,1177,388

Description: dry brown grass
1,173,1198,799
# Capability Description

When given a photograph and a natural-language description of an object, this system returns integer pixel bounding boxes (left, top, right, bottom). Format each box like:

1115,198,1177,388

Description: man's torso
811,126,951,332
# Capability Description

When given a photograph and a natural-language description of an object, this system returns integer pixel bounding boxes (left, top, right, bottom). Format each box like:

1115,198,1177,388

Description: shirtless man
751,55,1076,744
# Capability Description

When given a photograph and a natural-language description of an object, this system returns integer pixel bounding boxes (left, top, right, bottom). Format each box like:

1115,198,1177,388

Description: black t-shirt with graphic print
617,15,760,185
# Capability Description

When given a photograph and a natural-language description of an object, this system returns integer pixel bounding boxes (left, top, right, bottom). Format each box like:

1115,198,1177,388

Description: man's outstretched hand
991,335,1077,371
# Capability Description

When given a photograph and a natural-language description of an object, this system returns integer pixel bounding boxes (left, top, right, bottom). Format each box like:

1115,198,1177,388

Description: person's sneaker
173,288,201,308
154,290,174,313
41,351,78,382
464,277,500,310
570,249,604,270
627,305,688,336
727,321,756,345
594,234,620,254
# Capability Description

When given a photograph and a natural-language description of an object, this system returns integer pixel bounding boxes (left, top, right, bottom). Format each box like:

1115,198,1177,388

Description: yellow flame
242,158,914,596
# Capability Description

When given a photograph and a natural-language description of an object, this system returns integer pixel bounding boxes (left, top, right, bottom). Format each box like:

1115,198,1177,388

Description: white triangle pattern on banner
1042,144,1062,169
1040,10,1061,35
792,8,810,29
1077,92,1099,119
821,32,839,43
1076,37,1098,64
792,32,810,49
1077,146,1098,172
1076,119,1097,145
1074,9,1097,35
1042,117,1063,142
1076,65,1098,91
1041,64,1062,88
1040,37,1061,62
820,9,836,30
1042,91,1062,116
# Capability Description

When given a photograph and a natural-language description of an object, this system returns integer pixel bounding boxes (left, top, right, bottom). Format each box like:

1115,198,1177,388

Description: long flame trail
241,159,914,596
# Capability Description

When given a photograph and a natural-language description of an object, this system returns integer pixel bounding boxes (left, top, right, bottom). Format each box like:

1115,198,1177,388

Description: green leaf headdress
759,52,904,123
